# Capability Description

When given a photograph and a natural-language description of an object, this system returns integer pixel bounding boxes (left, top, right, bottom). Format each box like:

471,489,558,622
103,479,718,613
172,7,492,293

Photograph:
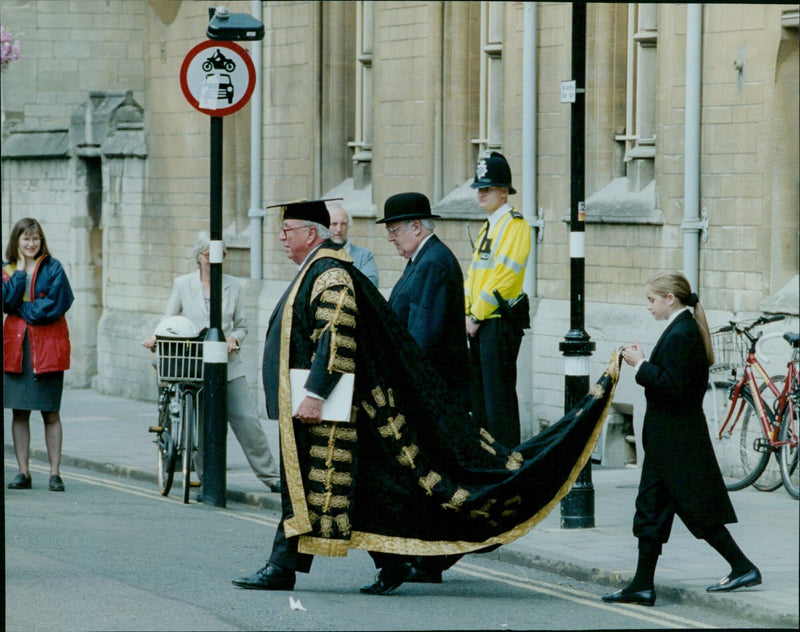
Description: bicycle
704,315,798,498
147,316,204,503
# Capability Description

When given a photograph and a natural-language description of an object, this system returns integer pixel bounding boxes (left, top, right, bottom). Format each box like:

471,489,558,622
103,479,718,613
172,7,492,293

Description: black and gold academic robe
265,242,621,558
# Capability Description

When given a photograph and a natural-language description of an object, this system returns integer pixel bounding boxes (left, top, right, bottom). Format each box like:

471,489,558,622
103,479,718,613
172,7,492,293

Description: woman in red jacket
3,218,74,492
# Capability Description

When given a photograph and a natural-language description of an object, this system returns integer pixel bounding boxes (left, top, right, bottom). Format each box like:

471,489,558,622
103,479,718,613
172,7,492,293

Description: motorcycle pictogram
202,49,236,73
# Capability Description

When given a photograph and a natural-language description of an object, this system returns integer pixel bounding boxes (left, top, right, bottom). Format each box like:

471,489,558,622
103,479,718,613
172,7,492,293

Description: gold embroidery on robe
371,386,386,408
442,487,469,511
480,441,497,455
308,491,350,510
480,428,495,443
506,452,523,470
397,443,419,468
361,400,377,418
379,414,405,440
419,471,442,495
470,499,497,520
311,268,354,303
310,444,353,463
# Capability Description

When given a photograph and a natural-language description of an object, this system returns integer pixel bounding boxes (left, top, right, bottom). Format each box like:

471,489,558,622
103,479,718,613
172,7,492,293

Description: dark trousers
469,317,523,448
267,435,314,574
632,458,716,550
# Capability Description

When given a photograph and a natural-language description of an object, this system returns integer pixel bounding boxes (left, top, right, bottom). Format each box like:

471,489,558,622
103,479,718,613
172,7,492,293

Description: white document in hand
289,369,355,422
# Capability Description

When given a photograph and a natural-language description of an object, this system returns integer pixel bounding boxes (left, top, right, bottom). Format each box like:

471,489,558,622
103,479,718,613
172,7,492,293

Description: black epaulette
509,208,524,220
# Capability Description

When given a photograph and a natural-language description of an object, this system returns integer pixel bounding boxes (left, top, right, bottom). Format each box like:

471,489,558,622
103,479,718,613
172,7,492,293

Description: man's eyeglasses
386,222,410,236
280,224,309,238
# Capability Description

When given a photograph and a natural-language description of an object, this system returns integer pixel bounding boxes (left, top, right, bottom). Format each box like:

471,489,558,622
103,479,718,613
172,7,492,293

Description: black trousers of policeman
469,316,523,448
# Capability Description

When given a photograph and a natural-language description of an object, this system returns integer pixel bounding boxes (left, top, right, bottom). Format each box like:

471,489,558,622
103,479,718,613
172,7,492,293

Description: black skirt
3,330,64,412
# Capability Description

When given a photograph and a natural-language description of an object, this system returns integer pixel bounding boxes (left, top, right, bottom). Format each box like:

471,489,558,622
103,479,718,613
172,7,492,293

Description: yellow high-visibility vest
464,209,530,321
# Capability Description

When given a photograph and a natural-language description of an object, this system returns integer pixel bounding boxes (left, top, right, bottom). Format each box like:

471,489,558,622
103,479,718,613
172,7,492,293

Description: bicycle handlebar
716,314,786,335
722,314,787,348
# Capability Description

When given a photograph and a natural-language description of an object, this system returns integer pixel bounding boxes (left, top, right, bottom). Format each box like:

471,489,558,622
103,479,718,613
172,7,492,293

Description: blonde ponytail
645,271,714,366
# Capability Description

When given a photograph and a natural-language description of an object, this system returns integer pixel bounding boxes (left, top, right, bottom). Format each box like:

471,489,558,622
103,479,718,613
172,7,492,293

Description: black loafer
8,473,32,489
706,567,762,593
48,475,65,492
232,563,295,590
360,562,413,595
406,566,443,584
601,588,656,606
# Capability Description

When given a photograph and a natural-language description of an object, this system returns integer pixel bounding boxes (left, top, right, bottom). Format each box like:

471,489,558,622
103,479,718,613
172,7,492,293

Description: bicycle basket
710,328,746,375
156,337,204,383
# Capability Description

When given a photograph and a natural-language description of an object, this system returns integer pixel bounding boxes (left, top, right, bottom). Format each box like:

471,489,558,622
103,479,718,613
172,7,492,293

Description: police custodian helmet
471,151,517,195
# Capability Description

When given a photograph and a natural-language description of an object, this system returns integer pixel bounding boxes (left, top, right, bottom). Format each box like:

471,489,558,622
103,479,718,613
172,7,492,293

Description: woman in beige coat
143,232,280,494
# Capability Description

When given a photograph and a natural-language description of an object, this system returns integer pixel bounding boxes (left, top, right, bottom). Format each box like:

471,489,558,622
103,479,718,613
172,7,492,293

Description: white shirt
410,233,434,263
487,203,514,232
634,306,692,373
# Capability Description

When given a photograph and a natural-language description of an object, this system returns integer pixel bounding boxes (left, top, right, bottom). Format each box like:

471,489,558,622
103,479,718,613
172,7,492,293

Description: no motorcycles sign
180,40,256,117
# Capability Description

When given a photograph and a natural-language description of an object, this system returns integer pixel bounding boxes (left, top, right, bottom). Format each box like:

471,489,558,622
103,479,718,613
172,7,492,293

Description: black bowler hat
376,192,440,224
268,199,331,228
470,151,517,195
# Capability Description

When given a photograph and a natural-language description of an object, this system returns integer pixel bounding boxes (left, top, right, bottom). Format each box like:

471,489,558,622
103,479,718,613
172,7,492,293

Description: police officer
464,151,531,447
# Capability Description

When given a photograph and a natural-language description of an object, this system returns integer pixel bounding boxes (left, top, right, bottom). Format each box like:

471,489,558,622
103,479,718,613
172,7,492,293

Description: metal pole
204,115,228,507
559,1,595,529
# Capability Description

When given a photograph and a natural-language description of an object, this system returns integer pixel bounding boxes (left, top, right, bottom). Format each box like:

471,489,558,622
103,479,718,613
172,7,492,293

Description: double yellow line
9,459,711,627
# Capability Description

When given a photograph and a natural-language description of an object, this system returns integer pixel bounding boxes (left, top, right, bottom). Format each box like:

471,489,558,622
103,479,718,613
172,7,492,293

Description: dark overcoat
634,310,737,539
387,234,468,408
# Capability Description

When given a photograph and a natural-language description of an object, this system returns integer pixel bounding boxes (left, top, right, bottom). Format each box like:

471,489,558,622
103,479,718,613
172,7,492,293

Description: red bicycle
704,315,798,499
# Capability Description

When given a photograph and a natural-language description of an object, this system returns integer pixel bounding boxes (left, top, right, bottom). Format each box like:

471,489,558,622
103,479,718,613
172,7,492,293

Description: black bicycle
148,319,204,503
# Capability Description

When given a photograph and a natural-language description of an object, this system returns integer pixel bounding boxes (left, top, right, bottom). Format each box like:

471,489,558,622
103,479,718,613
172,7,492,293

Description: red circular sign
180,40,256,117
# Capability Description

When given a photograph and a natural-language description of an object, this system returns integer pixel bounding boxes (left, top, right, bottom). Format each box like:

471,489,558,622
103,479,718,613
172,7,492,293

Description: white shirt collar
298,243,324,270
487,203,513,231
410,233,434,262
667,306,691,324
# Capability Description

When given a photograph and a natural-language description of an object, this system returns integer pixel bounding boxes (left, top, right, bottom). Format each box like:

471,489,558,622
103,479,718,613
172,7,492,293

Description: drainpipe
522,2,542,298
249,0,264,279
681,4,706,291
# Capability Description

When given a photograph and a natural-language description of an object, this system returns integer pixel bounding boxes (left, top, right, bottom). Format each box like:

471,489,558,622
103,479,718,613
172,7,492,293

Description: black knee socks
705,526,753,575
627,545,660,592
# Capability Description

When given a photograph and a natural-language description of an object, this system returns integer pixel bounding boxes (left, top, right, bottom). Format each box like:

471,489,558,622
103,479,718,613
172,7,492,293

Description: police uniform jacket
464,206,530,321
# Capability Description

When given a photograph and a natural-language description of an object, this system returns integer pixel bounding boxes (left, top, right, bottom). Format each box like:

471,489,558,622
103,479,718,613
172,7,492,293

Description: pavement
4,387,798,628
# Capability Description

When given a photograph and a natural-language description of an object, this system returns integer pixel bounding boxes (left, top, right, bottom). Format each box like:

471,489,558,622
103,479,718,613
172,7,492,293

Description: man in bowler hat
464,152,531,447
377,192,468,410
375,192,469,586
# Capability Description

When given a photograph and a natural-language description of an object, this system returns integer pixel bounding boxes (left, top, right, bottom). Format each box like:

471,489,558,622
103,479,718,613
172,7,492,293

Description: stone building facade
2,1,797,467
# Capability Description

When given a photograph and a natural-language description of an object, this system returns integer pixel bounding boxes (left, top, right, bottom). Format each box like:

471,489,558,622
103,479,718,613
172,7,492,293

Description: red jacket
3,256,73,374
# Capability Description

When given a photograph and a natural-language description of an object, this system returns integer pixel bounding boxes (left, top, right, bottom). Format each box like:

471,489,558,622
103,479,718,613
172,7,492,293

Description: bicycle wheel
752,376,784,492
778,404,799,499
155,390,176,496
182,391,195,504
710,386,771,491
705,381,733,470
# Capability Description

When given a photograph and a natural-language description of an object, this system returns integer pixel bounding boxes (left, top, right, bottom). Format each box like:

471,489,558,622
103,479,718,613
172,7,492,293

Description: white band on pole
569,232,585,259
203,340,228,364
209,240,224,264
564,355,590,376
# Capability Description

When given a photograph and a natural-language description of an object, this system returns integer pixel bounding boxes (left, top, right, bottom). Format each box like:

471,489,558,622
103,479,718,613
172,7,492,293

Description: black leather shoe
48,475,65,492
232,564,295,590
360,562,413,595
8,473,32,489
601,588,656,606
269,481,282,493
406,566,443,583
706,567,762,593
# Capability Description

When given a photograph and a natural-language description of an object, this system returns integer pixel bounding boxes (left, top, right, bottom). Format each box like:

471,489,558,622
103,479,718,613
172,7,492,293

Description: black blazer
636,310,736,527
388,235,468,407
